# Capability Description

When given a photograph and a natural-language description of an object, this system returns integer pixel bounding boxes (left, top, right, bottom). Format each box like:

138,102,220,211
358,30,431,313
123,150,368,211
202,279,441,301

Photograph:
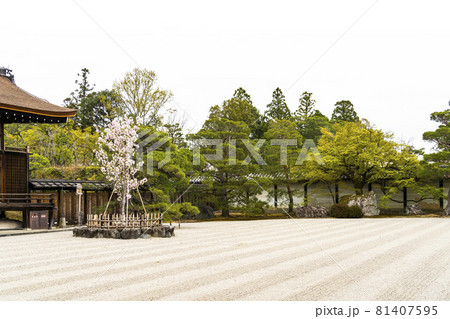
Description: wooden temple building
0,67,79,229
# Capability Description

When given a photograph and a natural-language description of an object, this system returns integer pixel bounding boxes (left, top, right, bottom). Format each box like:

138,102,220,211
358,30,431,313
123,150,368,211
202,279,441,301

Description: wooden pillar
25,147,30,193
48,208,54,230
57,189,62,219
22,209,27,228
274,184,278,208
83,190,88,224
84,190,88,213
96,191,99,211
439,179,444,210
61,191,66,222
0,122,4,194
0,122,4,150
71,191,76,222
24,207,30,229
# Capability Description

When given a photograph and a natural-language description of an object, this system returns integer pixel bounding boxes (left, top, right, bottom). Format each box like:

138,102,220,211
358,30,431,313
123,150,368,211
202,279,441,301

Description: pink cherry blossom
95,116,146,215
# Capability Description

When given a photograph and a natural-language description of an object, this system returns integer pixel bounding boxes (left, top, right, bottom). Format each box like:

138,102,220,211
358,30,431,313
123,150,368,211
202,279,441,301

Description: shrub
75,166,105,180
240,201,267,216
330,204,364,218
40,166,64,179
183,203,215,219
145,202,200,222
178,202,200,219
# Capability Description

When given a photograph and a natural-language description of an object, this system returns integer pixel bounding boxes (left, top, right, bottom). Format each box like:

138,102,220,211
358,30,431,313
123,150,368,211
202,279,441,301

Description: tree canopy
188,117,259,216
263,119,303,212
331,100,359,123
295,91,316,123
113,68,173,127
303,121,435,201
423,105,450,214
264,88,292,121
208,87,261,137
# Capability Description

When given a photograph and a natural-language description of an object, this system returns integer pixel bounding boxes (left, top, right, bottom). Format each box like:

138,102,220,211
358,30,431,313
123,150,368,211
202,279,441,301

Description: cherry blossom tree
96,115,146,217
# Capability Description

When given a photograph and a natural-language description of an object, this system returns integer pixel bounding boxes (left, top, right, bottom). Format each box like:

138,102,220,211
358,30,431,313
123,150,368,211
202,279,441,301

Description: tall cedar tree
64,68,95,108
64,68,119,129
331,100,359,123
295,91,316,123
264,88,292,121
208,88,261,137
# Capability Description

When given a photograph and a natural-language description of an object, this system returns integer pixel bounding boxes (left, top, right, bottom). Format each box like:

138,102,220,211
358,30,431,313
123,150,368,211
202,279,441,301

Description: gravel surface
0,218,449,301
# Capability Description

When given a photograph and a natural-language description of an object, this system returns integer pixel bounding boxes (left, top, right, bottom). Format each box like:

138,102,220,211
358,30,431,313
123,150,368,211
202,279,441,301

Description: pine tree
423,103,450,215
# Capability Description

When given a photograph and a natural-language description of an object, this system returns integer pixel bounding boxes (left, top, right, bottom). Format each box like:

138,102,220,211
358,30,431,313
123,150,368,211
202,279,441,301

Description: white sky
1,0,449,152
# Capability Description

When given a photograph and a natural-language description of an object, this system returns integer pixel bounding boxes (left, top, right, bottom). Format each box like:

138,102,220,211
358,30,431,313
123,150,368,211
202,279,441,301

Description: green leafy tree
29,154,51,178
5,123,32,147
21,121,99,178
331,100,359,123
423,105,450,214
366,142,441,208
74,90,120,129
113,68,173,127
22,124,61,165
305,122,439,203
63,69,120,129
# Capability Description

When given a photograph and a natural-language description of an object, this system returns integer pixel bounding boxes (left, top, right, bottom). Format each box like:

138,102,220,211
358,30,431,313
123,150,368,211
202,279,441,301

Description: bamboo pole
136,187,148,215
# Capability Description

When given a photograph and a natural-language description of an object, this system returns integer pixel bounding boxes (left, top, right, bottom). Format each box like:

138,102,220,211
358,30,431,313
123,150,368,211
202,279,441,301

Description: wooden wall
33,190,110,226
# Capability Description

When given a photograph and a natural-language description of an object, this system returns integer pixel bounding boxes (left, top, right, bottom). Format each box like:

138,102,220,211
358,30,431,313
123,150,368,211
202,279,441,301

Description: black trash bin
29,211,49,229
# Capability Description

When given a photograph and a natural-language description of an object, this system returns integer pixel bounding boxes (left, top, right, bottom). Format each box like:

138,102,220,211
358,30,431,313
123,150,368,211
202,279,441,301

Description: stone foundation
73,225,175,239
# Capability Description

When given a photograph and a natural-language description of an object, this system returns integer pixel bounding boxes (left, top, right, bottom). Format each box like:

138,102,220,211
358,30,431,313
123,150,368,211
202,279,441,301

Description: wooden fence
86,212,162,229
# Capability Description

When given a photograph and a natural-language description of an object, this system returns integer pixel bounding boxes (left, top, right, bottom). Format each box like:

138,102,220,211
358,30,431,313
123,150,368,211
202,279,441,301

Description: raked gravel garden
0,218,449,301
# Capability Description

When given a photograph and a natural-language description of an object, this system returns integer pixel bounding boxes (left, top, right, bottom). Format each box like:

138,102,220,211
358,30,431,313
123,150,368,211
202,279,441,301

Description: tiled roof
30,179,111,191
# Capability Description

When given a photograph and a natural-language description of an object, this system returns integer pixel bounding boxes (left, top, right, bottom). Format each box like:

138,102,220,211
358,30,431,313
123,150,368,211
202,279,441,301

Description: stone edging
73,225,175,239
